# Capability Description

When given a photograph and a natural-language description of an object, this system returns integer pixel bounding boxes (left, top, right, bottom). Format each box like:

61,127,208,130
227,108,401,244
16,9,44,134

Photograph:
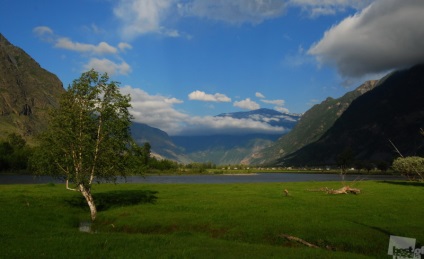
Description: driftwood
280,234,334,250
279,234,320,248
327,186,361,194
307,186,361,194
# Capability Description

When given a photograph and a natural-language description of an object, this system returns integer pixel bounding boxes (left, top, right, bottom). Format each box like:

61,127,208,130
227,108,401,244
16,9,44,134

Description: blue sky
1,0,423,135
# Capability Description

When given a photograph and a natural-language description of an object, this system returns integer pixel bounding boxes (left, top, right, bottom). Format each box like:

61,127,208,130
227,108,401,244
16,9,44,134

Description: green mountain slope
279,64,424,166
172,134,280,165
249,80,378,165
0,33,64,140
131,122,191,163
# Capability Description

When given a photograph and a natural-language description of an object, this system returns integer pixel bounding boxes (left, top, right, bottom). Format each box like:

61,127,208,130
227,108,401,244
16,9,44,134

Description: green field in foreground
0,180,422,258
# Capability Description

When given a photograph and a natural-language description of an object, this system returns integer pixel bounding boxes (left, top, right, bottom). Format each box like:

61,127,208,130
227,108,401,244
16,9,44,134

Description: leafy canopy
32,69,139,186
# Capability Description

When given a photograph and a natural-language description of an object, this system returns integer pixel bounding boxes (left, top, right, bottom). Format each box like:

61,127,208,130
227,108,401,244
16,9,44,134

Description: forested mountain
0,33,64,141
277,64,424,166
249,80,378,165
131,122,191,163
172,134,281,165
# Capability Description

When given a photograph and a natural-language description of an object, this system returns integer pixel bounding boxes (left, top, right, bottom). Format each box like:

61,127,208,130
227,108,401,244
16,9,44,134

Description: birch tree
32,70,139,221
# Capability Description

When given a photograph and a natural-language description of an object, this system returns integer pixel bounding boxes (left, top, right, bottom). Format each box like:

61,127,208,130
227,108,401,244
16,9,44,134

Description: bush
392,156,424,181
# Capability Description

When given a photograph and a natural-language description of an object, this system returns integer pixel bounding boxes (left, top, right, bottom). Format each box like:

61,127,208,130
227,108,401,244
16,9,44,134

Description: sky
1,0,424,136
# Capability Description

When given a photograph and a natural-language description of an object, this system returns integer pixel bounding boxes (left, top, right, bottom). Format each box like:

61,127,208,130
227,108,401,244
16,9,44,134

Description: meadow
0,180,422,258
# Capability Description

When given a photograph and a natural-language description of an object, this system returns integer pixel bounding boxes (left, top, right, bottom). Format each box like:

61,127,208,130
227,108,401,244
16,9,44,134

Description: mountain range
1,33,423,167
171,108,301,165
248,80,379,165
276,64,424,166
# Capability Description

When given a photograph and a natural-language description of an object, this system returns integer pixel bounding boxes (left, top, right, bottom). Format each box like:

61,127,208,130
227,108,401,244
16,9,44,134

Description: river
0,173,405,184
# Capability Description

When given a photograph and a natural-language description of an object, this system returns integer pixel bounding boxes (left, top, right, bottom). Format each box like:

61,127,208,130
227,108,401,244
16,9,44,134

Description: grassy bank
0,180,422,258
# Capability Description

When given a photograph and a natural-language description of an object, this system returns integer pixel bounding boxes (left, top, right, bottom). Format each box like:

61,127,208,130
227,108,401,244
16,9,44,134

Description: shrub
392,156,424,181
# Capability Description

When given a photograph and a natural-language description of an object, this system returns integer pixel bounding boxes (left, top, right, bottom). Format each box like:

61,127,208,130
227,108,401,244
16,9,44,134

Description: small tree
141,142,151,166
392,156,424,181
32,70,140,221
376,161,389,173
336,148,354,180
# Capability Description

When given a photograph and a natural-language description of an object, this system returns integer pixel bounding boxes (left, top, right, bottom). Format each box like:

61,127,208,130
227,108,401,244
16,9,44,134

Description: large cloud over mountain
308,0,424,77
121,85,287,135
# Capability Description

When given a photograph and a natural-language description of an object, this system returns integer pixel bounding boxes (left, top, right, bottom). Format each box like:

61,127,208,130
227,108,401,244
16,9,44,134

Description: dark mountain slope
278,64,424,166
250,80,378,165
0,33,64,140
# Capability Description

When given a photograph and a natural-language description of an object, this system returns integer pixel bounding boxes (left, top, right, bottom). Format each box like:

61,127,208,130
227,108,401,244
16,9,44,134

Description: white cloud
261,99,285,106
282,45,315,67
178,0,286,25
120,85,187,133
113,0,287,39
84,58,132,75
118,42,133,52
82,24,105,35
308,0,424,77
275,106,290,114
33,26,56,43
289,0,373,17
33,26,132,56
188,90,231,102
55,38,118,55
177,116,287,135
114,0,178,39
34,26,133,75
255,92,265,98
33,26,53,36
233,98,260,110
259,98,289,113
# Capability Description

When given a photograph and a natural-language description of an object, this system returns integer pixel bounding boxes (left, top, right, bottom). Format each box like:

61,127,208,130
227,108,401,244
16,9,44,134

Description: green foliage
0,133,32,172
141,142,151,165
30,70,144,220
336,148,354,174
32,70,139,184
392,156,424,181
376,160,389,172
148,157,179,171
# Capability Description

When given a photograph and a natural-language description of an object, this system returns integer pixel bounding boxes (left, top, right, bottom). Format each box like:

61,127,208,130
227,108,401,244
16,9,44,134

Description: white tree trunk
79,185,97,221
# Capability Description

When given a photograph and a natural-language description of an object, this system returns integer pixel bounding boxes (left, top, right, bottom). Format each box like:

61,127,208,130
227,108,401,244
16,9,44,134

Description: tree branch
66,179,78,192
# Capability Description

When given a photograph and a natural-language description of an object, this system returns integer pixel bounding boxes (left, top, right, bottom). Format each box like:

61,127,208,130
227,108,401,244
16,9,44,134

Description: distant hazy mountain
249,80,378,165
278,64,424,166
171,108,300,165
131,122,191,163
0,33,65,140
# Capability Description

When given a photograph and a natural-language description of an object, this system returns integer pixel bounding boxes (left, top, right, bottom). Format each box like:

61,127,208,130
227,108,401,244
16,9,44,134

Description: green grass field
0,180,422,258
